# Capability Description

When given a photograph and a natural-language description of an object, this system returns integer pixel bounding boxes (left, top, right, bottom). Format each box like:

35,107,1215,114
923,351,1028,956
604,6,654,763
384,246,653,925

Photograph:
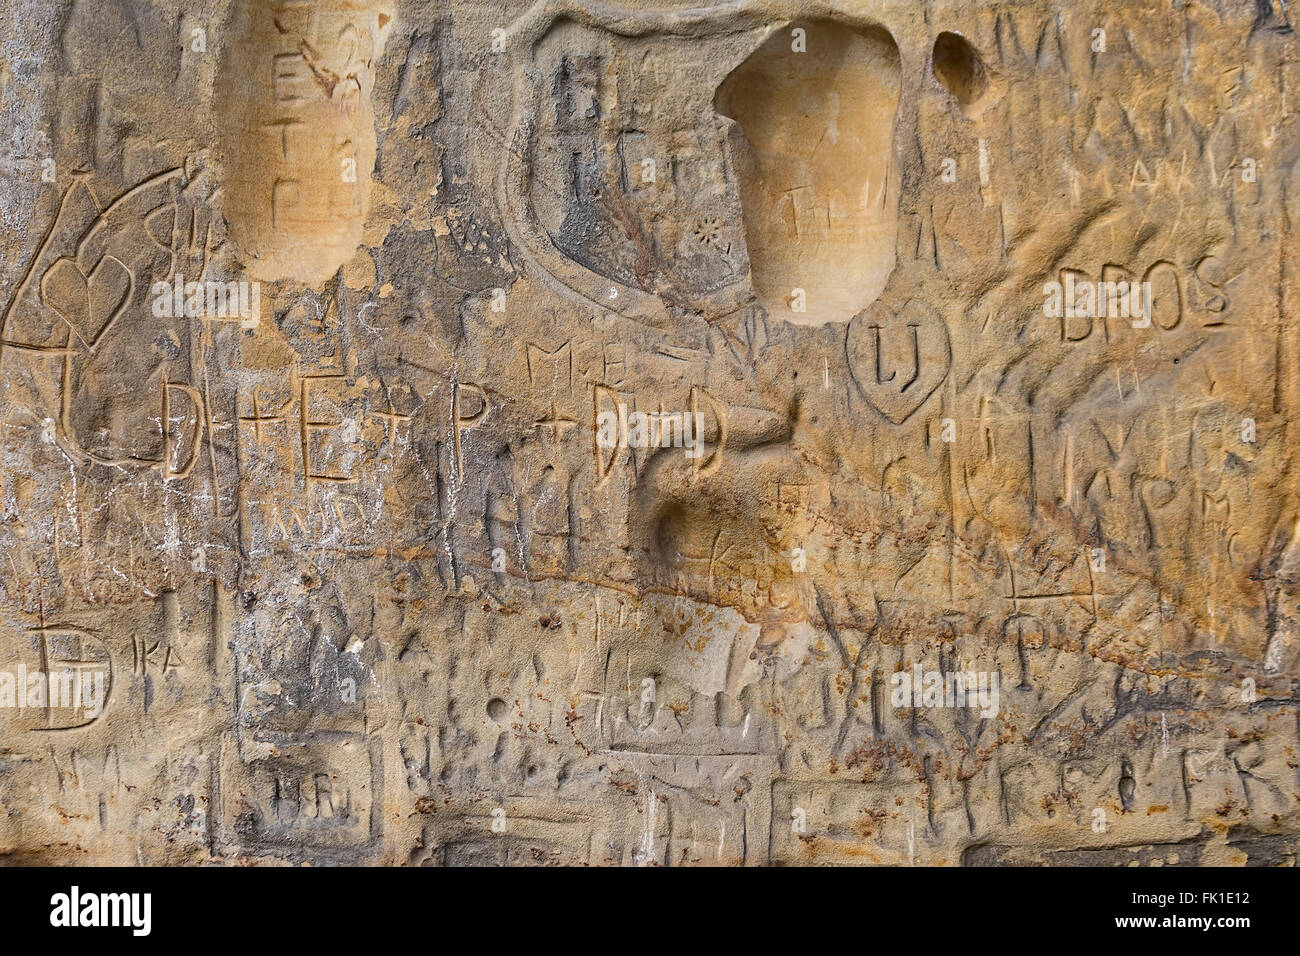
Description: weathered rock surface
0,0,1297,865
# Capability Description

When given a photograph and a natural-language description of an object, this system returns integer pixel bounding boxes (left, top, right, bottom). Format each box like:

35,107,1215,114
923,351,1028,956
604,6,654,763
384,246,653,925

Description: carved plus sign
534,402,578,442
238,386,287,442
369,396,411,448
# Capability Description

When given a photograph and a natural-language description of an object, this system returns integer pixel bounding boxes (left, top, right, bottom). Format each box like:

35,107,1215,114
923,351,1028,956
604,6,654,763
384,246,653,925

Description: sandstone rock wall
0,0,1297,865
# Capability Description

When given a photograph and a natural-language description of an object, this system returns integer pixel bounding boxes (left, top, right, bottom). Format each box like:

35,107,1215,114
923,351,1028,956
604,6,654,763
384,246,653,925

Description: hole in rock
932,31,988,107
716,20,901,326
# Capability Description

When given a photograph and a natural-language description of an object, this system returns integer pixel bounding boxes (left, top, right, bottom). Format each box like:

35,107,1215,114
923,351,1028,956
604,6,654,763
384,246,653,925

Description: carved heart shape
40,254,134,350
846,298,951,425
